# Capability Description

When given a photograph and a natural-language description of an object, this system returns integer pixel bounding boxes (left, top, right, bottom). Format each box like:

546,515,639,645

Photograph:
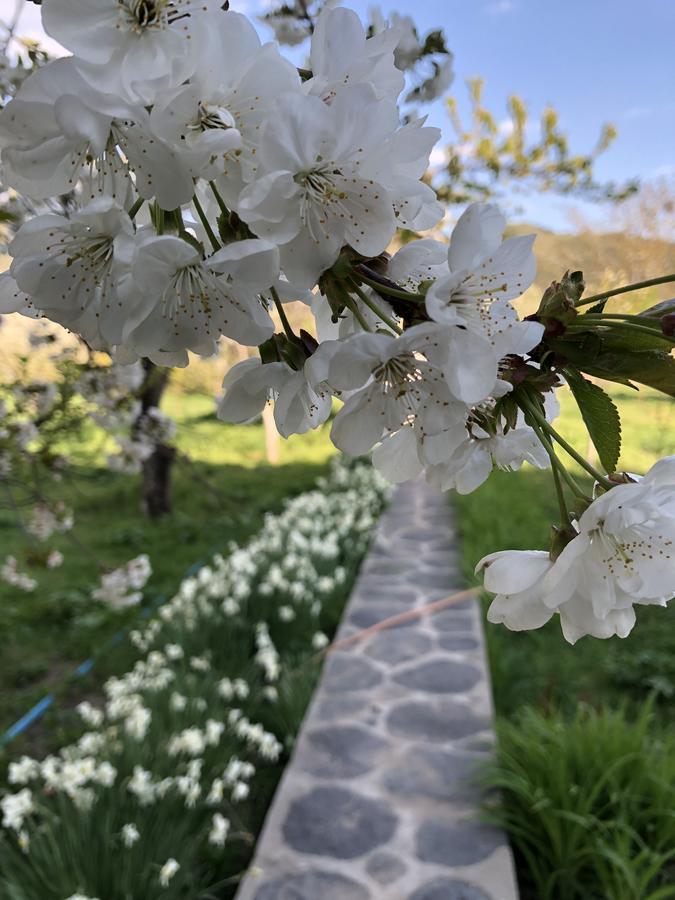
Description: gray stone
412,571,457,590
393,659,481,694
323,654,383,693
349,605,412,630
365,850,407,886
438,636,480,652
254,871,370,900
283,787,398,859
366,631,433,666
409,878,490,900
302,725,388,778
432,613,475,632
383,749,482,802
315,696,369,721
386,699,488,742
416,819,505,867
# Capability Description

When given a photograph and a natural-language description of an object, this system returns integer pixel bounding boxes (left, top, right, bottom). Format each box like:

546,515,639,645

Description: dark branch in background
135,360,176,520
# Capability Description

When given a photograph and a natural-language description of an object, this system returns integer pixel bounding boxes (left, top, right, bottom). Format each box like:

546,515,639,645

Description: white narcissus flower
237,85,437,287
0,59,193,208
159,858,180,887
209,813,230,848
119,236,280,364
150,14,300,190
218,358,332,439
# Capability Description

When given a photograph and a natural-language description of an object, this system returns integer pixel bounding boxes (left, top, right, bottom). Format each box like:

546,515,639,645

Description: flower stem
575,273,675,308
522,391,614,489
192,195,220,252
209,181,229,218
518,399,589,503
270,286,296,342
356,268,426,303
345,294,373,332
128,197,144,220
348,279,402,334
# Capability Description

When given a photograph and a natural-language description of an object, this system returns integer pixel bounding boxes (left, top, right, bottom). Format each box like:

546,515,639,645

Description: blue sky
3,0,674,231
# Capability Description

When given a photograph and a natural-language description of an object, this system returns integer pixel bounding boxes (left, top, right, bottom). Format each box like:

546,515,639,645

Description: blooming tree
0,0,673,644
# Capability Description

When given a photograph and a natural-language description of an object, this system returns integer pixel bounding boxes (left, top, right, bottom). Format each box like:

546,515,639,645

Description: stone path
236,480,519,900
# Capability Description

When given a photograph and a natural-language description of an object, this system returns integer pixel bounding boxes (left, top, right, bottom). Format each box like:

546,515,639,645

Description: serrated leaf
565,370,622,474
585,349,675,398
598,329,673,353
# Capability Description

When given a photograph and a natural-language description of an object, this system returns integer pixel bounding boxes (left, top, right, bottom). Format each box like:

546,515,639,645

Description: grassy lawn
0,390,335,739
455,385,675,718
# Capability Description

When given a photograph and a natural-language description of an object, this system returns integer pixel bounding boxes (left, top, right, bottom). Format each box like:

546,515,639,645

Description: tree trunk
137,359,175,519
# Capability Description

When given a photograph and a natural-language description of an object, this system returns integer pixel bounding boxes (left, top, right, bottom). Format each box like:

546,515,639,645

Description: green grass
0,391,335,739
486,704,675,900
456,384,675,898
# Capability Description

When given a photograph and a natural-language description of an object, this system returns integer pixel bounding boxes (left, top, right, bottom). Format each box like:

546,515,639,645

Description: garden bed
0,458,388,899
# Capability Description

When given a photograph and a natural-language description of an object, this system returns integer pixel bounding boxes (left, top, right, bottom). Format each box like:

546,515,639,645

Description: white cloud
484,1,517,14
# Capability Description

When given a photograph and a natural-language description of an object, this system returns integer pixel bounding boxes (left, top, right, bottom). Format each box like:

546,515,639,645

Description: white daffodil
150,14,300,189
425,203,541,354
217,358,332,438
306,7,404,103
158,857,180,888
118,236,279,363
0,59,193,209
237,85,435,287
8,199,136,348
208,813,230,848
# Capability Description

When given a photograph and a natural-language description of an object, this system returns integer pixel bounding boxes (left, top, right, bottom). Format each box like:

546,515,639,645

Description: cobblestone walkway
237,480,519,900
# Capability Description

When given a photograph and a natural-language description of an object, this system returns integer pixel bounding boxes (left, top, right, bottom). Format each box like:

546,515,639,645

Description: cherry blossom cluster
0,0,672,645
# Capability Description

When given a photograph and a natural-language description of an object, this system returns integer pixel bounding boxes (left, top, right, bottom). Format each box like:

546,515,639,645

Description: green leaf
599,330,673,353
585,349,675,398
565,370,622,474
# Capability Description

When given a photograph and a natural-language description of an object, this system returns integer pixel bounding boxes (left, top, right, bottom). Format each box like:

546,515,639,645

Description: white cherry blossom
318,329,468,456
217,358,332,438
237,85,437,287
0,59,193,208
150,16,300,189
541,457,675,621
118,236,280,363
42,0,218,104
306,7,404,103
8,198,136,347
425,203,541,354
